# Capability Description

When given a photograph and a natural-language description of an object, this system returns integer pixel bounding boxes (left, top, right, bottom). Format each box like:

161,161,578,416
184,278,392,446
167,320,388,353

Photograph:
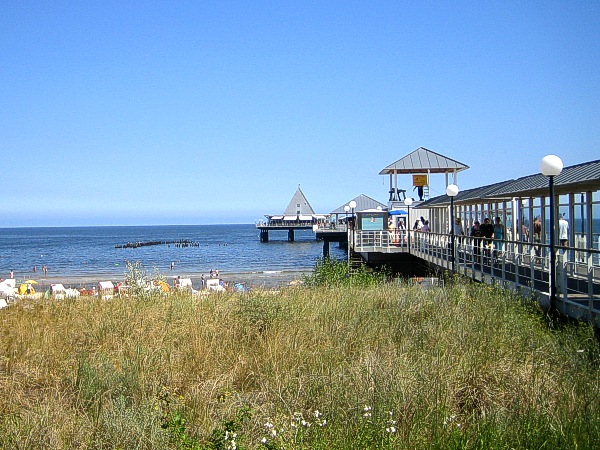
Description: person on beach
10,270,14,279
201,274,205,289
170,261,174,270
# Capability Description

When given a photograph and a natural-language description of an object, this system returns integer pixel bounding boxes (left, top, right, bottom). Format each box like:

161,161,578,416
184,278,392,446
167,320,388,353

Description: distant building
262,185,327,225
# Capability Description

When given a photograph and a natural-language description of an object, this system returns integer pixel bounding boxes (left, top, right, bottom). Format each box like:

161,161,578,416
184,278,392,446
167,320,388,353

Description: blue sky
2,1,599,227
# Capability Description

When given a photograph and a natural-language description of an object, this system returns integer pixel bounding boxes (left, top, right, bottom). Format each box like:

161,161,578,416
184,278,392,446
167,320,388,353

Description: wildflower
386,426,397,433
363,405,372,418
261,437,267,444
319,419,327,427
264,422,274,429
313,410,322,418
443,414,457,426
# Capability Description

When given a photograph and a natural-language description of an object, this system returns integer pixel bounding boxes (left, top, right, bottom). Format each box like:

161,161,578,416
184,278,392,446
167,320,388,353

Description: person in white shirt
558,214,569,247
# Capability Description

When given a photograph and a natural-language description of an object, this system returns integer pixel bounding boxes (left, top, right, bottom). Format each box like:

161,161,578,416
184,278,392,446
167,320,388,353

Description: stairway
348,250,364,274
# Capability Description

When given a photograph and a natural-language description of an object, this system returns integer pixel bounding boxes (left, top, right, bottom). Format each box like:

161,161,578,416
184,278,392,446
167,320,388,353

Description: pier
256,148,600,326
343,152,600,327
256,186,327,242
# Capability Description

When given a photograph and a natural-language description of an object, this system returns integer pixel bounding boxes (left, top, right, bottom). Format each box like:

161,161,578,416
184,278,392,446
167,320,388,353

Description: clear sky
2,1,599,227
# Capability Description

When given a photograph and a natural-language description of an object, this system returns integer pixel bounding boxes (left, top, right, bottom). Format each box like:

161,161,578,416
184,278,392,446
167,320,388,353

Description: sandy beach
10,269,310,292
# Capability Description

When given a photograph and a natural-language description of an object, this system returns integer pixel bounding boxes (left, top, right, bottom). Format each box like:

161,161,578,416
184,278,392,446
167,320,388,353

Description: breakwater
115,239,199,249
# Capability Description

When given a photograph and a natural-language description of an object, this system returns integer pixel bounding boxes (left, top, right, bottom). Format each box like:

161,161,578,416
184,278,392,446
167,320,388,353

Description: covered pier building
256,186,327,242
344,148,600,326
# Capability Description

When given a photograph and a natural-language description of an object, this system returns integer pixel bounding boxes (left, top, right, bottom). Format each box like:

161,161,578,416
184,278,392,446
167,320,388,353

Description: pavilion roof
330,194,386,214
379,147,470,175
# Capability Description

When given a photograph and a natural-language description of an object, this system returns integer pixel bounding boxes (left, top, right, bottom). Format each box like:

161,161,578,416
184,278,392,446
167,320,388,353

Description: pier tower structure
380,147,469,209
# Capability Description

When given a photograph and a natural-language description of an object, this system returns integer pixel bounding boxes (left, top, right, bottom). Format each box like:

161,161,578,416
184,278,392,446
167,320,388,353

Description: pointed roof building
264,186,325,222
284,185,316,218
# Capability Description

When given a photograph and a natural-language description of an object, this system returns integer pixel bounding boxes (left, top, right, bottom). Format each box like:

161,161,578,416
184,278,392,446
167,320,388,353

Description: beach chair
206,278,225,292
50,283,66,300
98,281,115,299
0,279,16,303
177,278,193,291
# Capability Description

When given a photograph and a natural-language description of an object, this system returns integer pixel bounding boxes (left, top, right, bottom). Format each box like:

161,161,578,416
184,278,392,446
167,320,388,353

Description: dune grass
0,273,599,449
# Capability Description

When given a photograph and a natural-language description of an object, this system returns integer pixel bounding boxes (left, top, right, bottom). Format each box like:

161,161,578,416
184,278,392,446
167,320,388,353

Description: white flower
386,426,397,433
261,437,267,444
443,414,457,426
264,421,274,429
270,428,277,437
313,410,322,418
319,419,327,427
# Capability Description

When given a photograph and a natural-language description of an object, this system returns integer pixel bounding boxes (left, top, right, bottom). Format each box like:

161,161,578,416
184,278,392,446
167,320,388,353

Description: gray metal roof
420,159,600,207
422,181,514,207
486,159,600,198
330,194,386,214
283,186,316,215
379,147,470,175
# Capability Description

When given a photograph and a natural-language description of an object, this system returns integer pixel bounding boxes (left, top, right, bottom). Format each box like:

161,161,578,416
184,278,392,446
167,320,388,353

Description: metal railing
351,229,600,325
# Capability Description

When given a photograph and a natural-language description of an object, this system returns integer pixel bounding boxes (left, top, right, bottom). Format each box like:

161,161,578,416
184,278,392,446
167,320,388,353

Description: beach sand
12,269,309,292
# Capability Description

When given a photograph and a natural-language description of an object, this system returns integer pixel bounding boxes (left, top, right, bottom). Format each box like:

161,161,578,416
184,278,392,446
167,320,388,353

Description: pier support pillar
323,240,330,258
260,229,269,242
288,229,295,242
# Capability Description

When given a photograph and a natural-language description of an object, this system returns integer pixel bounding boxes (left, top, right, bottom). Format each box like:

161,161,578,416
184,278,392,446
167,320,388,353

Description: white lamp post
404,197,413,252
446,184,459,272
344,205,351,267
348,200,357,251
540,154,563,316
349,200,357,213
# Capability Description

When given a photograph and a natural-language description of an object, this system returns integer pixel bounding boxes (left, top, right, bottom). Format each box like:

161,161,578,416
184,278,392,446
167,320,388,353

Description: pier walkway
350,229,600,326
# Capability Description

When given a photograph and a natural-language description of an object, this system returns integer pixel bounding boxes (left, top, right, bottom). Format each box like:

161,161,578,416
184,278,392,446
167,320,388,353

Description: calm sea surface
0,225,347,281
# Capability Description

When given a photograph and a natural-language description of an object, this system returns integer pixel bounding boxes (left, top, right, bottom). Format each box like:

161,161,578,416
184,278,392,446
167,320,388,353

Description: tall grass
0,278,598,449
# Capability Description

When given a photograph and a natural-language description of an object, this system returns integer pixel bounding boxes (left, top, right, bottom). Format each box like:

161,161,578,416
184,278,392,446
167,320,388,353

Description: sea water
0,224,347,282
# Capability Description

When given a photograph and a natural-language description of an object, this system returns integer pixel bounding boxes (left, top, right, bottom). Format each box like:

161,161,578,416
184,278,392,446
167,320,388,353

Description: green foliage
206,406,252,450
124,260,168,299
303,257,388,287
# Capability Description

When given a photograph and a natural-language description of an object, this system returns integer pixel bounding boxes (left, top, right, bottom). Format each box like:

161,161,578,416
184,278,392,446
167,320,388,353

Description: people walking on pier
480,218,494,263
471,221,483,261
452,218,464,246
493,217,505,262
533,216,542,262
558,214,569,248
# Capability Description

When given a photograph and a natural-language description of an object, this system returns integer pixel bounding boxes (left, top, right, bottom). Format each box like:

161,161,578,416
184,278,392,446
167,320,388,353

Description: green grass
0,268,599,449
